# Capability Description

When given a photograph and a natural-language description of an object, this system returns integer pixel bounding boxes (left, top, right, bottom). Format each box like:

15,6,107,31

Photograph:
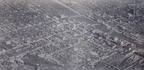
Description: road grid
0,0,144,70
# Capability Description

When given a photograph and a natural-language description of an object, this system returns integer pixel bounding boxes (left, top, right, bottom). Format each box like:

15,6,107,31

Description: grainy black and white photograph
0,0,144,70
